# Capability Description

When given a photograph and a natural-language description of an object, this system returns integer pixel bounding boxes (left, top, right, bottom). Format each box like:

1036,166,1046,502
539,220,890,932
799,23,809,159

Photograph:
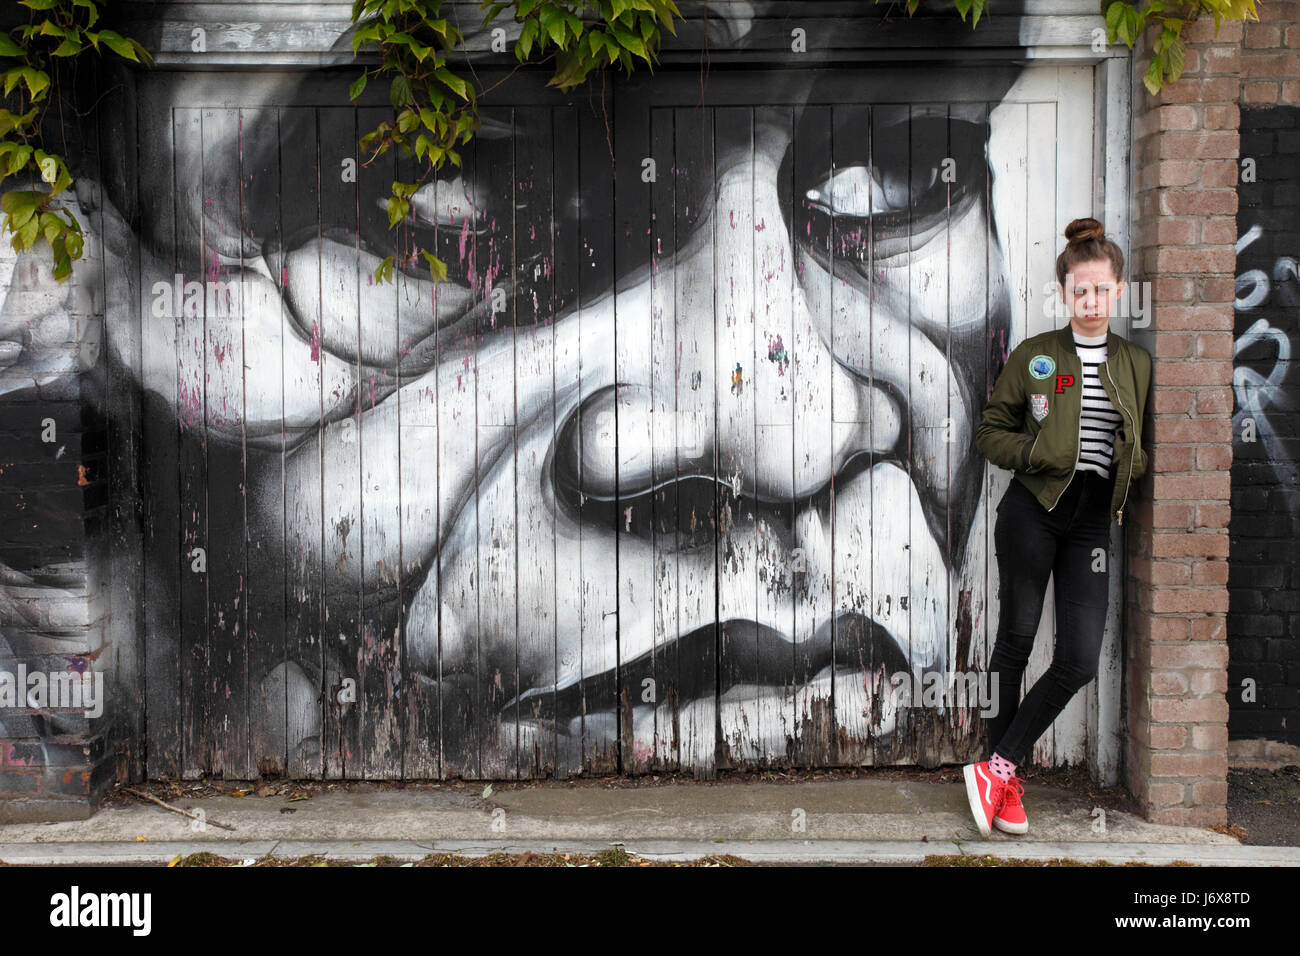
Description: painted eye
804,162,932,218
789,115,986,265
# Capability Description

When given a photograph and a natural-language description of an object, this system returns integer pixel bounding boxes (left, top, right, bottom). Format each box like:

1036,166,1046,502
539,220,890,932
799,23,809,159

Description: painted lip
499,610,931,726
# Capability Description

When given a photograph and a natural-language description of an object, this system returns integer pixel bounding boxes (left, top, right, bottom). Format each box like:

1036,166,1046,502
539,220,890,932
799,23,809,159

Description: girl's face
1059,257,1126,338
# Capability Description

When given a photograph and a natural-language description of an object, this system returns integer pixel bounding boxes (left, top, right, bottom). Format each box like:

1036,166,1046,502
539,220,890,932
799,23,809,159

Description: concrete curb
2,839,1297,866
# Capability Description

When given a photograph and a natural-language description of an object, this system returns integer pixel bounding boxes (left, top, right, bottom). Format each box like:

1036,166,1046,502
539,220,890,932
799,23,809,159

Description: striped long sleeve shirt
1073,331,1124,477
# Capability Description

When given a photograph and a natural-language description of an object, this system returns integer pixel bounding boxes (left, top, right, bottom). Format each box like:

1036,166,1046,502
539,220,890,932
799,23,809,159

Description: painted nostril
558,385,623,499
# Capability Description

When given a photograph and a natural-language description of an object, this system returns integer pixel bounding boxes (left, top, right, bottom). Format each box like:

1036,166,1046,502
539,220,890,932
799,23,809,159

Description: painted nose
572,147,886,510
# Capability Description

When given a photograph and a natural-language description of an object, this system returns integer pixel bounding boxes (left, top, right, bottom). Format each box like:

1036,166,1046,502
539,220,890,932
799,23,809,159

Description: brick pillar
1125,16,1240,825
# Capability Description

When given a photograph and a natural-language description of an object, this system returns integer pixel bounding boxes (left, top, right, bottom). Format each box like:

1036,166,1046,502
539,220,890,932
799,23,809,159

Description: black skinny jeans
985,469,1115,767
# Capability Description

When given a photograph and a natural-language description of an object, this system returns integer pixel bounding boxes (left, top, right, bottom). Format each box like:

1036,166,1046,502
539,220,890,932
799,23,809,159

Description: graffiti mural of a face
5,1,1041,775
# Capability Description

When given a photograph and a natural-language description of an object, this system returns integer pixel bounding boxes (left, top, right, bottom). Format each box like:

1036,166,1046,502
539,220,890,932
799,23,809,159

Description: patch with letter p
1030,394,1049,422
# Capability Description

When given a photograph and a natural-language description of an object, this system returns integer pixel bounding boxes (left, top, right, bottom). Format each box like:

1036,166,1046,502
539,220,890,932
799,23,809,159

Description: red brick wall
1126,12,1242,827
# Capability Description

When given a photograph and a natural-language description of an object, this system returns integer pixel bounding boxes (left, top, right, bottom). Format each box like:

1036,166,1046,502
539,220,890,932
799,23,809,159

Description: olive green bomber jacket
975,324,1153,525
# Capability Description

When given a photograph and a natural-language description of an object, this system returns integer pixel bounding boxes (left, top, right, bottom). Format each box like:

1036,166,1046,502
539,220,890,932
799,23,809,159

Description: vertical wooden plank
908,103,951,767
671,106,717,777
200,106,249,778
647,105,680,773
714,106,759,768
396,140,443,779
985,98,1029,763
98,84,147,780
140,85,182,779
788,103,836,768
1052,66,1098,766
277,106,325,779
357,104,404,779
1096,56,1132,784
240,106,290,776
550,106,583,779
614,89,654,774
947,101,995,759
751,105,797,769
433,131,482,780
1023,98,1058,770
513,106,558,778
174,107,210,778
475,107,519,779
576,105,620,777
827,102,877,767
318,105,363,778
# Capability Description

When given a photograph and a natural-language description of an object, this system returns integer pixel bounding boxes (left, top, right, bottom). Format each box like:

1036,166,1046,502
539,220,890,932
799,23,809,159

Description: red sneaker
962,761,1007,838
993,775,1028,834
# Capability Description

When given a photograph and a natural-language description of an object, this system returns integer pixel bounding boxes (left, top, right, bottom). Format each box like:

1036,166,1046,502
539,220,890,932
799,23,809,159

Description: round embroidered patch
1028,354,1056,379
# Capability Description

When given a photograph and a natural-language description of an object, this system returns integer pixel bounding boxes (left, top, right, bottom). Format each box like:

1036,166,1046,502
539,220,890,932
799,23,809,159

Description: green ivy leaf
1164,34,1185,82
72,0,99,28
7,144,33,177
349,72,368,100
41,212,62,245
389,74,411,108
0,34,23,59
4,68,25,97
20,67,50,98
1143,56,1162,95
16,212,40,250
51,36,82,57
434,67,468,100
1,190,39,228
518,19,537,59
421,249,447,283
96,29,138,61
386,196,409,227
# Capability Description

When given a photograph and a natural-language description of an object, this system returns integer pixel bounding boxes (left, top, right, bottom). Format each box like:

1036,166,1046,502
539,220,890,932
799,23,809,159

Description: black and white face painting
1,1,1040,775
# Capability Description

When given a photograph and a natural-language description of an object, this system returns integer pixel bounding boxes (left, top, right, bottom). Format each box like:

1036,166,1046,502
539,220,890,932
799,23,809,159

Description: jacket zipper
1103,360,1137,525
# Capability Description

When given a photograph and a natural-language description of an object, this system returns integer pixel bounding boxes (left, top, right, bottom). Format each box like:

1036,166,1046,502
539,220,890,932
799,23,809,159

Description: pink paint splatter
310,322,321,362
767,334,789,376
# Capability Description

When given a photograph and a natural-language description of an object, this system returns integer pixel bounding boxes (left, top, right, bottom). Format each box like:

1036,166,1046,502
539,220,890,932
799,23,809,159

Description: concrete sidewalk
0,777,1293,865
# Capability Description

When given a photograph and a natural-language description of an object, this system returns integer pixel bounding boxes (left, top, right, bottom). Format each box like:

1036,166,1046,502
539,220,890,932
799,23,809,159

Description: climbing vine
1097,0,1260,93
0,0,149,282
0,0,1266,284
349,0,680,284
351,0,1260,284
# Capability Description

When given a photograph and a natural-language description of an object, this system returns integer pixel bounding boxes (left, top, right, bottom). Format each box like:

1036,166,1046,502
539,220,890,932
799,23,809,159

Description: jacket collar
1056,322,1124,355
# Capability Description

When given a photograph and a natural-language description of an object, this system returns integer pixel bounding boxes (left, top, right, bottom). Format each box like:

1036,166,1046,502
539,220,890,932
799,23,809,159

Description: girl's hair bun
1065,217,1105,245
1056,216,1123,287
